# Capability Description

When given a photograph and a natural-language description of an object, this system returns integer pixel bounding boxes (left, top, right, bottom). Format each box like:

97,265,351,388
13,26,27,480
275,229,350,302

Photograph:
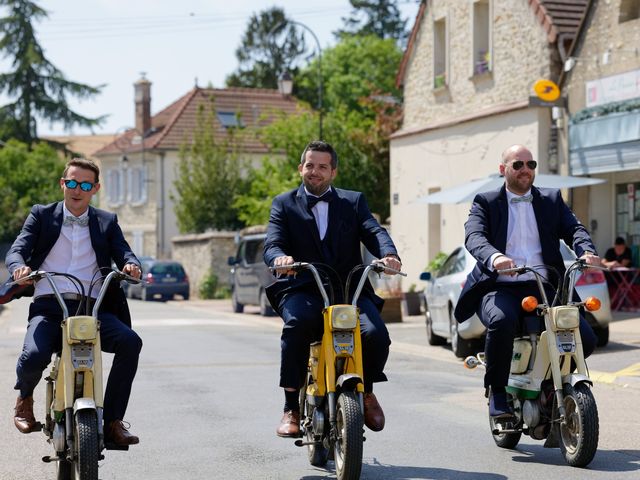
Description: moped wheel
334,392,363,480
490,394,521,449
74,410,99,480
559,383,599,467
56,458,72,480
300,382,328,466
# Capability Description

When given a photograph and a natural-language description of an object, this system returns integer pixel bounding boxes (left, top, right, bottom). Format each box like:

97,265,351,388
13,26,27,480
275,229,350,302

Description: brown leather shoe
14,396,37,433
105,420,139,446
276,410,300,437
363,392,385,432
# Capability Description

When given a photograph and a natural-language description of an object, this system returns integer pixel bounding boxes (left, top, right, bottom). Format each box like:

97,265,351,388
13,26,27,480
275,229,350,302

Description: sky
0,0,421,137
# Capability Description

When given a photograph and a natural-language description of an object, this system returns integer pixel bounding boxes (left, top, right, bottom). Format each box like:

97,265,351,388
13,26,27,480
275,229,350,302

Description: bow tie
63,215,89,227
307,190,333,208
510,194,533,204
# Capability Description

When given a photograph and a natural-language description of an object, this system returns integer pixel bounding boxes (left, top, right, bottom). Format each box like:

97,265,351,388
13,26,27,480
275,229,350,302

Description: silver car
420,242,612,358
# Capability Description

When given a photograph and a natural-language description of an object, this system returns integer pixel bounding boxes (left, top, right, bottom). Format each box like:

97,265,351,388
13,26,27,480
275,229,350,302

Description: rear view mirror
227,256,236,266
420,271,431,281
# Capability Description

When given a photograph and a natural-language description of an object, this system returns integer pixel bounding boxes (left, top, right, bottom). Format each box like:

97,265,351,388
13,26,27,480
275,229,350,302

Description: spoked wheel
559,383,599,467
74,410,100,480
299,380,328,467
490,394,522,449
334,392,363,480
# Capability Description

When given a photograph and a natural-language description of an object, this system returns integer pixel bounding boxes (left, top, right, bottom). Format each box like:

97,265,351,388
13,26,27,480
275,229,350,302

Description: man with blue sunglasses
4,158,143,446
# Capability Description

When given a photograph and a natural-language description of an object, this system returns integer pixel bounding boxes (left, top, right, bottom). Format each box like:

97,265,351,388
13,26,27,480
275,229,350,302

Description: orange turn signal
522,296,538,312
584,296,601,312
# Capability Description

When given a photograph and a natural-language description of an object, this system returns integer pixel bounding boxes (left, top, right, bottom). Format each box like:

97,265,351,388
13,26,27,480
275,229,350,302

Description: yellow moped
9,269,140,480
464,259,604,467
274,261,404,480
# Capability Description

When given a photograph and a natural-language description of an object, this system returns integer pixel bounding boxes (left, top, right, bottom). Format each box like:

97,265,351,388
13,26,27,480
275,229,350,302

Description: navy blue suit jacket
264,185,399,311
454,185,596,322
3,202,140,327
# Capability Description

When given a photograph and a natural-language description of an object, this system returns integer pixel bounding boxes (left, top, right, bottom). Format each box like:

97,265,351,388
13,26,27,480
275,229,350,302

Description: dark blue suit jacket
454,185,596,322
2,202,140,327
264,185,399,311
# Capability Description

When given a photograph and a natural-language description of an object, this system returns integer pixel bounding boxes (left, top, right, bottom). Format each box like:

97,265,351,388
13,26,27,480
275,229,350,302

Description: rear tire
231,290,244,313
425,304,446,346
74,410,99,480
300,378,328,467
560,383,599,467
56,457,72,480
334,392,363,480
490,392,522,449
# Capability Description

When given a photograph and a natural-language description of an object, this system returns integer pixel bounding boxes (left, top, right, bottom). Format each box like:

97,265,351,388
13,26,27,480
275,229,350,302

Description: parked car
119,256,155,296
420,242,612,358
127,260,190,301
228,232,275,316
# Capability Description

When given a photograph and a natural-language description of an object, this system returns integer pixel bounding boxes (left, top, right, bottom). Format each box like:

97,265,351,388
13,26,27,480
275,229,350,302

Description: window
472,0,491,75
616,183,640,246
619,0,640,22
127,166,147,204
106,168,124,205
433,17,448,89
216,111,244,129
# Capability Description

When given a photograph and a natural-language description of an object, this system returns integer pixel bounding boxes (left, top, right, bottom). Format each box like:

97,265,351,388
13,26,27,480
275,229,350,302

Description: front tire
74,410,99,480
334,392,363,480
560,383,599,467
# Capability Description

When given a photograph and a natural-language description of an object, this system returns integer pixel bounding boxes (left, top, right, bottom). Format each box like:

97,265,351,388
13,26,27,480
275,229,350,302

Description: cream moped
9,269,140,479
464,259,604,467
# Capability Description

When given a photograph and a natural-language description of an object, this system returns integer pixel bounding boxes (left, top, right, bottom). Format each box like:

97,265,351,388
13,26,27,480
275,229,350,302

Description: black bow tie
307,190,333,208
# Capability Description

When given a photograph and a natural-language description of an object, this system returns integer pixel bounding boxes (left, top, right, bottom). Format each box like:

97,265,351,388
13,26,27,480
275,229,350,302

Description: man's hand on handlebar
493,255,517,276
579,252,602,267
379,255,402,275
272,256,296,276
123,263,142,280
12,266,34,285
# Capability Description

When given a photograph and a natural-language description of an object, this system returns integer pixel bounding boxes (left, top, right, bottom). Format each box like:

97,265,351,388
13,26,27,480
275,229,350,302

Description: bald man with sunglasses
4,158,143,446
454,144,601,420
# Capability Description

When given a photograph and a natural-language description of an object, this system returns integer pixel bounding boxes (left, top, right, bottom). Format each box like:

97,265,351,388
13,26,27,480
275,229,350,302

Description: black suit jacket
263,185,399,311
454,185,596,322
2,202,140,327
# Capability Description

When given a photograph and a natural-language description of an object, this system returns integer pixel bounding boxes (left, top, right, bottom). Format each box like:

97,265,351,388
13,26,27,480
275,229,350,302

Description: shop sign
586,69,640,108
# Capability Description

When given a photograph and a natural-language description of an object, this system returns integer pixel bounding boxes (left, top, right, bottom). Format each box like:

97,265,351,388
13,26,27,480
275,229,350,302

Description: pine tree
0,0,105,145
335,0,409,45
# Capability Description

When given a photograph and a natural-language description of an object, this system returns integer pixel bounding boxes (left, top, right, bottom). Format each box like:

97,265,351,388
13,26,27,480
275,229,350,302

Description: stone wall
171,231,237,299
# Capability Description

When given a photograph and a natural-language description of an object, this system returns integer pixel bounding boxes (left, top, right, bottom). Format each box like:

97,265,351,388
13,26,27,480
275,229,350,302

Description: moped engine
52,422,66,453
311,407,325,438
522,400,541,429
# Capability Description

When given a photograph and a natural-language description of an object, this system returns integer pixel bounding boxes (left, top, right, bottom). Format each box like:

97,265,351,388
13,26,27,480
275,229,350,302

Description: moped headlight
331,306,358,330
67,316,98,342
552,306,580,330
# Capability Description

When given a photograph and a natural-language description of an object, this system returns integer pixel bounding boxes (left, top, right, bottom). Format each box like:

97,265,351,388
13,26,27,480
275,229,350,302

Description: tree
225,7,307,89
172,99,247,233
0,139,65,242
335,0,408,45
0,0,105,145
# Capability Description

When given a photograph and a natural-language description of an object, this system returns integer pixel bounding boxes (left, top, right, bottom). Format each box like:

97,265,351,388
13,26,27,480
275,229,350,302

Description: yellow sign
533,79,560,102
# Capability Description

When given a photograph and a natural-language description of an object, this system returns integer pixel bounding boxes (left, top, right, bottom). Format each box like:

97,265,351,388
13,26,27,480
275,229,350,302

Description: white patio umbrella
414,173,606,205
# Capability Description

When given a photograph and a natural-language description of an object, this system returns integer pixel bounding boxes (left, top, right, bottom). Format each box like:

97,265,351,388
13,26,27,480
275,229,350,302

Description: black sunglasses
63,179,95,192
511,160,537,171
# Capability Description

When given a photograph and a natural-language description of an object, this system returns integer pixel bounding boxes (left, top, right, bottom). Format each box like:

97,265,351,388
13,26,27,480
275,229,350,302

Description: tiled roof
44,134,115,158
396,0,591,87
95,87,299,156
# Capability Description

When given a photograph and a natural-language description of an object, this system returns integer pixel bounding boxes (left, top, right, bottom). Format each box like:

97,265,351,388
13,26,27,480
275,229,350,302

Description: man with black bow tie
454,144,601,420
264,140,401,437
5,158,143,446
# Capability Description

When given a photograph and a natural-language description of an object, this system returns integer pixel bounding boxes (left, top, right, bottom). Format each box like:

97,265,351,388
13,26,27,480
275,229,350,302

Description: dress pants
477,281,597,392
15,298,143,424
278,291,390,390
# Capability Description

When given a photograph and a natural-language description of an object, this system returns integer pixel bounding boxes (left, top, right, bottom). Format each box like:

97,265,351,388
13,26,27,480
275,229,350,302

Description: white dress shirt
305,187,330,240
494,189,546,282
33,205,101,298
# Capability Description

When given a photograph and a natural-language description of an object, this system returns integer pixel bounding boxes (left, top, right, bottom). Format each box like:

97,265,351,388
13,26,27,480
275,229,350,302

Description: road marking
591,362,640,384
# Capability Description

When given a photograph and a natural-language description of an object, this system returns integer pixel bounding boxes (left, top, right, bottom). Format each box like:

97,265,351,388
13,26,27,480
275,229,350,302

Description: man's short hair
614,236,626,245
300,141,338,169
63,158,100,183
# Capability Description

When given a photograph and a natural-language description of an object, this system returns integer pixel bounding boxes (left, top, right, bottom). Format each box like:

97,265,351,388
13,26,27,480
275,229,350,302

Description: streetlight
273,20,323,140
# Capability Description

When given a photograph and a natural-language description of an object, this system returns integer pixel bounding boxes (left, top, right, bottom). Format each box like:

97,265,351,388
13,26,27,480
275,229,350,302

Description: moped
272,261,404,480
464,259,604,467
8,268,140,480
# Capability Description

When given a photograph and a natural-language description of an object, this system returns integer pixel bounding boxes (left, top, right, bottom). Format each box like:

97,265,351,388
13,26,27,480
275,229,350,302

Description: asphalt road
0,297,639,479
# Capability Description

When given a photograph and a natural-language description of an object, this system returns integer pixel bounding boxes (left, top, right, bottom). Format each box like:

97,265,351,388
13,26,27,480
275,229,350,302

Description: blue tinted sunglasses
63,179,95,192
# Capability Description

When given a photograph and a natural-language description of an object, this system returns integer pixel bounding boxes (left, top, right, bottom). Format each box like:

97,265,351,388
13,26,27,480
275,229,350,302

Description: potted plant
403,283,422,316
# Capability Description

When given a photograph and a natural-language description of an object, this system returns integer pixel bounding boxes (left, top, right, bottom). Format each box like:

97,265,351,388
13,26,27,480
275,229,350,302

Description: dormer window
216,111,244,129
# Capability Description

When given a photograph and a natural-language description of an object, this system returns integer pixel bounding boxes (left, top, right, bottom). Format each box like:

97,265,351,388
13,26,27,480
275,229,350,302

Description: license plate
162,277,177,283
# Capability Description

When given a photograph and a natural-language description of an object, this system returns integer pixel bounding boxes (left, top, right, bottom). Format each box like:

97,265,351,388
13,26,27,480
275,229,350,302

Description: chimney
134,74,152,135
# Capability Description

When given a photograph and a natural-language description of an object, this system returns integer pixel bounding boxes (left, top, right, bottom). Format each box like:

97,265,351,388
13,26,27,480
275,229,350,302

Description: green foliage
0,0,105,144
198,270,231,299
335,0,408,46
427,252,449,273
172,98,247,233
225,7,306,89
0,139,65,242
